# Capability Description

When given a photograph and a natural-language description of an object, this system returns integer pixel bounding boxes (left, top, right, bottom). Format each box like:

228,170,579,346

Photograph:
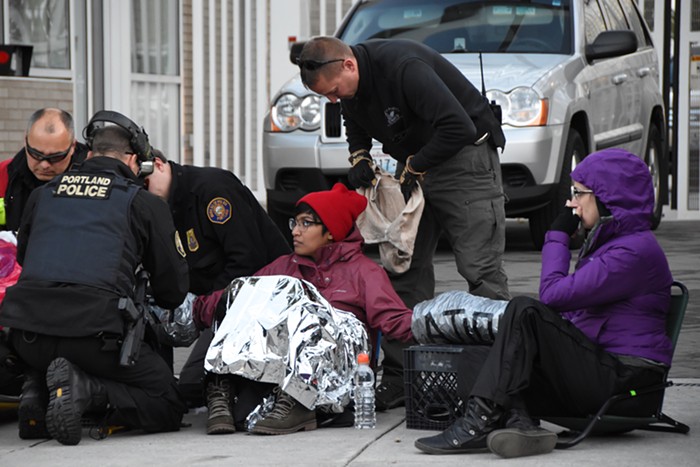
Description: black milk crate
403,344,490,430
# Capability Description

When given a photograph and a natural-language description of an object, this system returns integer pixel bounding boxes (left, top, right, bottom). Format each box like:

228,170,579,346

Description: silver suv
263,0,666,248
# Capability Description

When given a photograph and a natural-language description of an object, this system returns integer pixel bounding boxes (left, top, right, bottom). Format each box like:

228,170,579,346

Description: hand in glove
192,288,226,330
398,156,425,202
347,151,375,189
550,209,581,237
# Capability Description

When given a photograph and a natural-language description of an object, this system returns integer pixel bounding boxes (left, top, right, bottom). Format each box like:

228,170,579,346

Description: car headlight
270,93,321,132
487,87,548,127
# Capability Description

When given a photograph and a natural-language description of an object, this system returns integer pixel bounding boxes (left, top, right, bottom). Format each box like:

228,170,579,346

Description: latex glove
192,288,226,330
347,158,375,189
550,209,581,236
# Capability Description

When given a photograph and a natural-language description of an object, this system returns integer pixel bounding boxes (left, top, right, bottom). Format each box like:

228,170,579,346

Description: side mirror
585,30,637,62
289,41,307,66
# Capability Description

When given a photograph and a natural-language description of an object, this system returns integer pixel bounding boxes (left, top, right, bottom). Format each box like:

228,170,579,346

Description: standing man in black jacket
145,152,290,433
0,112,190,445
1,108,88,232
298,37,511,409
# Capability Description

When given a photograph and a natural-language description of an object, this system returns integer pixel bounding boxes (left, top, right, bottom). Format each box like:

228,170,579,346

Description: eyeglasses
289,217,324,231
25,138,73,164
296,58,344,71
571,186,594,199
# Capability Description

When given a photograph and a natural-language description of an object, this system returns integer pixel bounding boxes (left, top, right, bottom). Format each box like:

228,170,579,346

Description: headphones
83,110,154,176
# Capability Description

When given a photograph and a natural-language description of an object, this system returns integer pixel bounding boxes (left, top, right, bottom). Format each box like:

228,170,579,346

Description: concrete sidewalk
1,219,698,465
1,381,697,466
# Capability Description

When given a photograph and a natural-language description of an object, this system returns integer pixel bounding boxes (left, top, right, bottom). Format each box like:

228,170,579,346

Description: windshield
339,0,572,54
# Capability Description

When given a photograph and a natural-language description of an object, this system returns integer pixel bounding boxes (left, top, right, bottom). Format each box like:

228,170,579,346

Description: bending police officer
0,111,190,445
145,153,290,407
298,36,511,409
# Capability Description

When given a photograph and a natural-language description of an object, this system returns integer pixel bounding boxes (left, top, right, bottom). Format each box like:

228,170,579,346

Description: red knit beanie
297,183,368,241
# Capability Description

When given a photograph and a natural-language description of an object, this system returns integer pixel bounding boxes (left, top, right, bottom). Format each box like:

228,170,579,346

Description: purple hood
540,148,673,364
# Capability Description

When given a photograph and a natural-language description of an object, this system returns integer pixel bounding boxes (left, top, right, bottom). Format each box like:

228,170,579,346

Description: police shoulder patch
186,228,200,252
206,197,232,224
175,232,186,258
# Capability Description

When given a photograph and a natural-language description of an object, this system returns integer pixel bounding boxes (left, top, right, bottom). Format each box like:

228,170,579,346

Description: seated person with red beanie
194,183,413,435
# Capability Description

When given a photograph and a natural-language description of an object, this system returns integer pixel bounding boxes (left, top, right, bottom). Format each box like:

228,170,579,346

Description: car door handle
637,67,651,77
612,74,628,85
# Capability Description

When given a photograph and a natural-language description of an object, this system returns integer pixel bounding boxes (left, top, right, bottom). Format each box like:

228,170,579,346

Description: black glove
398,155,425,202
551,209,581,236
399,166,418,202
347,157,375,189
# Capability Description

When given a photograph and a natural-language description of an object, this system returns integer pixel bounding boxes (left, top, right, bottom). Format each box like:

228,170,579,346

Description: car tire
644,123,666,230
529,128,585,250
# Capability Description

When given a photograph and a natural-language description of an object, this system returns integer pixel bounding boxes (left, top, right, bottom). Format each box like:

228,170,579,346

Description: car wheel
529,128,585,250
644,123,666,230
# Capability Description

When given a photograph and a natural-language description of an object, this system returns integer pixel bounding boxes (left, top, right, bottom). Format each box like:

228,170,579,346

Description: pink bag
0,239,21,307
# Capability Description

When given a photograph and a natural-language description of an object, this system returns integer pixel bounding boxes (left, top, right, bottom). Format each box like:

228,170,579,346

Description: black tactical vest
20,171,140,296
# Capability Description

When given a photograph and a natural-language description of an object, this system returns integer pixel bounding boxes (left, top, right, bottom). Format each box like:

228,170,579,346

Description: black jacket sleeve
133,192,189,309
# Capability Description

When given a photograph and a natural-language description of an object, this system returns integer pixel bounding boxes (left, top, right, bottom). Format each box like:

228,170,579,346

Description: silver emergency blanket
412,291,509,345
149,293,200,347
205,275,368,411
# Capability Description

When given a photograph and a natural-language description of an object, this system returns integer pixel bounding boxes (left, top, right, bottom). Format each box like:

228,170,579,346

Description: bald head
24,108,77,181
26,108,75,136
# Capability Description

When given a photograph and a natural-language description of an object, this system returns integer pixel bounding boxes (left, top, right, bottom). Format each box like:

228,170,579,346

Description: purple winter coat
539,148,673,365
255,226,414,342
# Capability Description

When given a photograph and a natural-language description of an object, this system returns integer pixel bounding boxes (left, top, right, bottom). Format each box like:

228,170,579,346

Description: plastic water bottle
353,352,376,429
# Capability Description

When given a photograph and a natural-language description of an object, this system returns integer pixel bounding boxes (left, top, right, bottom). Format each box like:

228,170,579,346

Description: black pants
11,330,186,433
177,327,213,407
470,297,666,417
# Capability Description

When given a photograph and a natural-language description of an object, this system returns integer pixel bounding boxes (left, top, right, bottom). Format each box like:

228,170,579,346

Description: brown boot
251,387,316,435
206,375,235,435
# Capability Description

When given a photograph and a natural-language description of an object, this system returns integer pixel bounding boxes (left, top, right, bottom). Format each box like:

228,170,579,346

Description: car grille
502,165,534,188
324,102,342,138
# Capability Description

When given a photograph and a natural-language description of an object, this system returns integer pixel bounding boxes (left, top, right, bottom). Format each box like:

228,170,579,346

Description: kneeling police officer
0,111,189,445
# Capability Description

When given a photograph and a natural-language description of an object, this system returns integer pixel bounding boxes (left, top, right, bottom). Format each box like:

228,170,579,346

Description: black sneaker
486,408,557,458
375,381,405,411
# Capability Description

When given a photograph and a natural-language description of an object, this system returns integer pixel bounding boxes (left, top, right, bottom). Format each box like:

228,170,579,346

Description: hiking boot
487,408,557,458
206,376,235,435
415,396,503,455
251,387,317,435
375,380,405,411
18,370,50,440
45,358,108,445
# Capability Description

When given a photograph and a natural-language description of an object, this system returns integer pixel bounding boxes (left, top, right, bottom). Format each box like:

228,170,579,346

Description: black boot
487,408,557,458
45,358,109,445
18,370,50,440
415,397,503,454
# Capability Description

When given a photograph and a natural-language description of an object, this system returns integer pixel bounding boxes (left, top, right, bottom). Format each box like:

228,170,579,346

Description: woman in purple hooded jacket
416,148,673,459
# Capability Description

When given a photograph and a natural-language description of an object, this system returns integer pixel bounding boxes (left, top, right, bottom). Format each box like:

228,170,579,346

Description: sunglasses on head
296,58,344,71
25,137,73,164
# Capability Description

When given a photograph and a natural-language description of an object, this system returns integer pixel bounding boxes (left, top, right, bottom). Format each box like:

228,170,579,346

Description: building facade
0,0,697,217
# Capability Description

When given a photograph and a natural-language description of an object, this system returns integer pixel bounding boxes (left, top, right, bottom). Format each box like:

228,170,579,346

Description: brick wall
0,77,74,160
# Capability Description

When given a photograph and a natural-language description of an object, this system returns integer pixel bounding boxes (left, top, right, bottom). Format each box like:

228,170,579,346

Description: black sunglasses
296,58,344,71
25,137,73,164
